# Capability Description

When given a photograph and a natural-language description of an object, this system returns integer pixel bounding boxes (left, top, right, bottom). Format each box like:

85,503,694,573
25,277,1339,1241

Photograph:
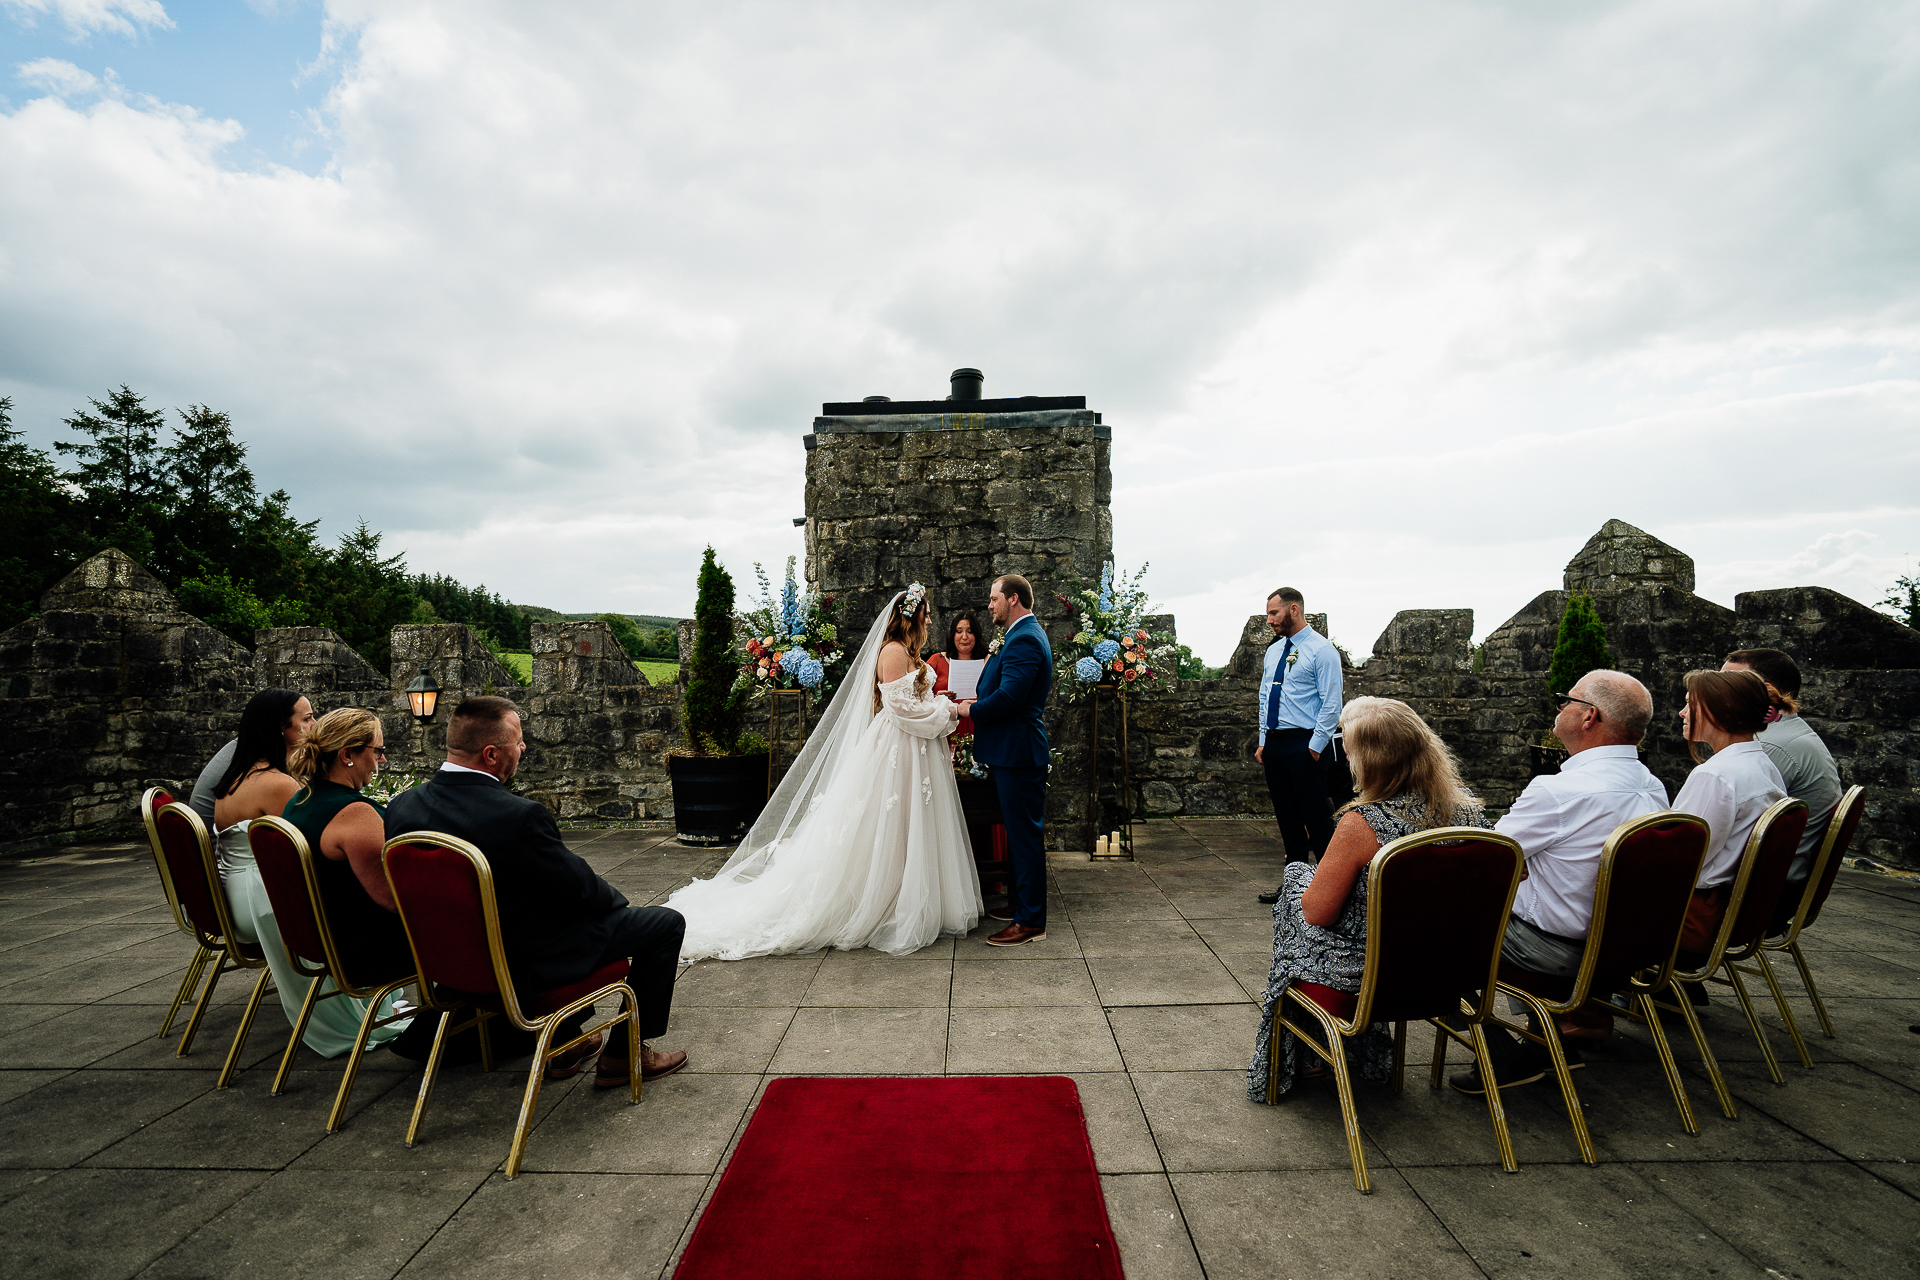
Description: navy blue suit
969,613,1053,928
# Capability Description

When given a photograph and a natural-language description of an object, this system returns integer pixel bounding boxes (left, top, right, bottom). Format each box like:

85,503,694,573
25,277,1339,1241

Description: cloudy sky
2,0,1915,663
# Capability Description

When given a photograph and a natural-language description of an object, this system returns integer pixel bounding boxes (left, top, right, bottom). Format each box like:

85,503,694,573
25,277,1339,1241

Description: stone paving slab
0,821,1915,1277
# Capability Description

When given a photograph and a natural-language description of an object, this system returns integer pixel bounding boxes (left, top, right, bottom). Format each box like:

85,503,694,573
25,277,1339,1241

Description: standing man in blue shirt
1254,587,1343,904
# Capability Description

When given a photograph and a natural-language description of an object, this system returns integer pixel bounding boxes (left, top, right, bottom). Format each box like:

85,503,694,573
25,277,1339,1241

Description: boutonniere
1285,649,1300,667
987,633,1004,655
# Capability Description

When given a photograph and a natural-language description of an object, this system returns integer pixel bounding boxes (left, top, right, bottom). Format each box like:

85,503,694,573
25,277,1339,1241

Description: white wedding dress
665,596,984,960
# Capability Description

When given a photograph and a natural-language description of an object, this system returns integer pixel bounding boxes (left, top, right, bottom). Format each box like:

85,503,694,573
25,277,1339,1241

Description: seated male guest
1451,670,1667,1093
383,696,688,1086
1722,649,1842,932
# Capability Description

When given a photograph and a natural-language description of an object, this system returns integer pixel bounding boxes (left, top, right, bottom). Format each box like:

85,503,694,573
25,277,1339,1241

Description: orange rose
1124,668,1138,681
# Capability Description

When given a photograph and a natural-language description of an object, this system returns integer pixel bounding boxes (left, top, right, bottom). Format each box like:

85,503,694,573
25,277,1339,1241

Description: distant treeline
0,386,549,669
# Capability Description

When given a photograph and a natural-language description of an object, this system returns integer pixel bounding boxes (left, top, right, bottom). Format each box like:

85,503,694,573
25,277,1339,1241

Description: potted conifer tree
1533,591,1614,776
668,547,769,845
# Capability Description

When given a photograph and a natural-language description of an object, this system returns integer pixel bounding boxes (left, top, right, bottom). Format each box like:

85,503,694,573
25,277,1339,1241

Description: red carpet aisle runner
673,1076,1124,1280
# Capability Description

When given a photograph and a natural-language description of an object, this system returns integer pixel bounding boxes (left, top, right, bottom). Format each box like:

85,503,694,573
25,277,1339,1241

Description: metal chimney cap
949,368,984,401
862,395,891,403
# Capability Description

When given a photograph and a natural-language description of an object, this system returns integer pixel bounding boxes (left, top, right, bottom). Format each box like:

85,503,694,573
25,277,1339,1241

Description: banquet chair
147,801,275,1077
383,832,642,1178
1739,784,1866,1057
140,786,211,1039
1492,811,1711,1161
1664,797,1807,1112
243,816,419,1123
1270,827,1524,1193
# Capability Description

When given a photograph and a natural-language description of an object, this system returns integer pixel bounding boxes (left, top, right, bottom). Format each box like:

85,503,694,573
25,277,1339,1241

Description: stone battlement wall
1113,521,1920,872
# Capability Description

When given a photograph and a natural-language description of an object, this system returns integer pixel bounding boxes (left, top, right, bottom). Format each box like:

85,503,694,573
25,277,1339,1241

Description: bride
665,584,984,960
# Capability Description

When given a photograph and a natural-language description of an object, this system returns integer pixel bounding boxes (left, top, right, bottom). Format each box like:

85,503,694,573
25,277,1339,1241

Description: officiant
929,609,989,741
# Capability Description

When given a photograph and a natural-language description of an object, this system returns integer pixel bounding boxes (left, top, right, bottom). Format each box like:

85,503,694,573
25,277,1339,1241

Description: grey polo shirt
1755,714,1843,880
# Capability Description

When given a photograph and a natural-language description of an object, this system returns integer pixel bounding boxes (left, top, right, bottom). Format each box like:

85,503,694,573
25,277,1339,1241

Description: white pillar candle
1096,836,1108,855
1112,830,1124,851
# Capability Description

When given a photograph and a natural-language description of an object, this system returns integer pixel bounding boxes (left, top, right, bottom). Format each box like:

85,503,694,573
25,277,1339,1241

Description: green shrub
176,571,306,647
1547,592,1614,699
681,547,750,754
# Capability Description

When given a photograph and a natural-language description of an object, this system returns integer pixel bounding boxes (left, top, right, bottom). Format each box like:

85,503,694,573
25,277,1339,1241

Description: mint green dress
217,781,410,1057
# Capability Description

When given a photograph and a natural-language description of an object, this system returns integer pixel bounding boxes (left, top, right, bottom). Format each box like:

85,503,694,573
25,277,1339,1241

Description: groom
959,573,1054,946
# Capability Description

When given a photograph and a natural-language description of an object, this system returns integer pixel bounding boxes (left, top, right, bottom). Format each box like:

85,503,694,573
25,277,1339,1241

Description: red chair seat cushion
1293,982,1358,1020
442,960,632,1021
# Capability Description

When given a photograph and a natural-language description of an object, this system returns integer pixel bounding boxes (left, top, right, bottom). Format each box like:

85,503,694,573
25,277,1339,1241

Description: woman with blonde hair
273,708,415,1043
665,584,981,959
1247,696,1491,1101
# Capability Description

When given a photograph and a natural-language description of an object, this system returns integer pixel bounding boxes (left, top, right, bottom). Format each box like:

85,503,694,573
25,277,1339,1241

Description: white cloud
1,0,173,40
14,55,99,96
0,0,1915,661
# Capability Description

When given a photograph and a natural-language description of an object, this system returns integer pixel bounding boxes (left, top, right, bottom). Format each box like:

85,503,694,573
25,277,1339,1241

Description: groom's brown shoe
987,922,1047,947
987,907,1015,921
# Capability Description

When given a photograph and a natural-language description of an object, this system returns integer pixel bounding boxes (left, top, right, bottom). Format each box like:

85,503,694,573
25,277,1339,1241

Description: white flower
885,795,899,812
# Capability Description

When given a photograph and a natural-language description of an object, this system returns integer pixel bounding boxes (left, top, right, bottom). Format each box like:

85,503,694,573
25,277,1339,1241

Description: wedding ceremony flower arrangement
1053,561,1178,702
950,733,989,779
738,557,845,696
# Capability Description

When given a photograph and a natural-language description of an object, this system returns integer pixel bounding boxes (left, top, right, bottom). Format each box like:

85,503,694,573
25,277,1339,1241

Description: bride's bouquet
1052,561,1178,703
738,556,846,697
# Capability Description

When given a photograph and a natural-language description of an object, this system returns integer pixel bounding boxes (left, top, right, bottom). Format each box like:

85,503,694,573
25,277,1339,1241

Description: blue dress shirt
1257,626,1342,754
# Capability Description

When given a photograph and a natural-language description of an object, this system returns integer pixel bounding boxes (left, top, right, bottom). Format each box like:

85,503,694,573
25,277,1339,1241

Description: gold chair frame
382,832,642,1179
245,816,419,1129
1272,826,1525,1193
1733,784,1866,1062
139,787,210,1039
150,801,277,1079
1641,796,1806,1116
1491,811,1712,1162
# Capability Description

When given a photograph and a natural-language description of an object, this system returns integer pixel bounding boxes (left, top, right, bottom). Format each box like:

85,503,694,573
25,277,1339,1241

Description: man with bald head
1452,669,1668,1094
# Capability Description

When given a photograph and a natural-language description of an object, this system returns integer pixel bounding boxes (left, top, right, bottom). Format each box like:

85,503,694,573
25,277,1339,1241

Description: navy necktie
1265,637,1293,730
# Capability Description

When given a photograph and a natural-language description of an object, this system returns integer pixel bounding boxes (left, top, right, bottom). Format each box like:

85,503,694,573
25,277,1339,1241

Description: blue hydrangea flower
1093,638,1121,662
1074,656,1103,683
792,654,824,688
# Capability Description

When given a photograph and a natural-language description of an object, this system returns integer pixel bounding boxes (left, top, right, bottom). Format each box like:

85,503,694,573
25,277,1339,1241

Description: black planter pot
668,753,770,846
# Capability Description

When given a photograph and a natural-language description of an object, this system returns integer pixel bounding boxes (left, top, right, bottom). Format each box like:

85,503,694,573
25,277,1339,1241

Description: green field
498,652,679,686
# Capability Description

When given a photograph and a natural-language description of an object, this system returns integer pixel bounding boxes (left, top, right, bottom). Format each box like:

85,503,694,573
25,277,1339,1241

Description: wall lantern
405,666,441,723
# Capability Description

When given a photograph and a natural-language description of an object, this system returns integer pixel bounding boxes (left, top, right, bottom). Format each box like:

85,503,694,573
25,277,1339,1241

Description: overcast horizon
3,0,1915,664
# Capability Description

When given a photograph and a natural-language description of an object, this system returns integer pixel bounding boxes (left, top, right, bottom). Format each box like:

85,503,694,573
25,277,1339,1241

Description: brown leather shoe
987,908,1015,921
986,922,1047,947
546,1031,604,1081
596,1043,689,1088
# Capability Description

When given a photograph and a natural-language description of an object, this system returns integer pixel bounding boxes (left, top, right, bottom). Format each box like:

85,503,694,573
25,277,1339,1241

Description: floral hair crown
900,583,927,618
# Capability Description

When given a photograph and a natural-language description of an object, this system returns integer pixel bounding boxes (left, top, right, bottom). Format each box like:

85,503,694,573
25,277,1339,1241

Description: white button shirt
1673,740,1787,889
1497,744,1670,939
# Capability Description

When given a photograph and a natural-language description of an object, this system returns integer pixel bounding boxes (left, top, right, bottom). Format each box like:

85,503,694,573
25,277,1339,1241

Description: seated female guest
1671,669,1786,954
1246,697,1491,1101
279,709,416,1038
214,691,401,1054
928,609,987,742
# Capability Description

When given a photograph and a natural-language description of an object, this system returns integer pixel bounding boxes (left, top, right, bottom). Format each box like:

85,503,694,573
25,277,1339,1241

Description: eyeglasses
364,746,388,759
1551,693,1597,712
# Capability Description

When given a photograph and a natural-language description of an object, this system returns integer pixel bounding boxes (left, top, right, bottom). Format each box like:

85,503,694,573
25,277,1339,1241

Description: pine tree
0,398,79,628
307,521,422,669
157,404,259,583
1547,592,1614,698
682,547,746,753
54,385,167,562
1882,573,1920,630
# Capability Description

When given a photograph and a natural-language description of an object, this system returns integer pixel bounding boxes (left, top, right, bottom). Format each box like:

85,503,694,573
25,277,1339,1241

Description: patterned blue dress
1246,793,1491,1101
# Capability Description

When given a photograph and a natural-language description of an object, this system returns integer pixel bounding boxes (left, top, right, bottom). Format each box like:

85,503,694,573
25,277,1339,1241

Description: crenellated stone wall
3,508,1914,872
1112,520,1920,872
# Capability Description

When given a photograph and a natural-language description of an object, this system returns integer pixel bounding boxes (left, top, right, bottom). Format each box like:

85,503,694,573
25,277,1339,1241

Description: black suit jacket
384,770,629,999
